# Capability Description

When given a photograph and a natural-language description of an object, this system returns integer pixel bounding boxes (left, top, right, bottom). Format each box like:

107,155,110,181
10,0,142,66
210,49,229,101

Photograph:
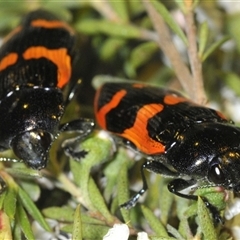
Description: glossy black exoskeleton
0,10,94,170
95,82,240,222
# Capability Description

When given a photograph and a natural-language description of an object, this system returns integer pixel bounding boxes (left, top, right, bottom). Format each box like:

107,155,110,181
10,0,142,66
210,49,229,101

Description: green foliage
152,0,187,45
197,197,217,240
0,1,239,239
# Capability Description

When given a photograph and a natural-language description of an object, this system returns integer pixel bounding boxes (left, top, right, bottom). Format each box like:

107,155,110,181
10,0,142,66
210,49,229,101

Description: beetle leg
168,178,197,200
59,118,95,134
120,160,180,209
143,160,181,177
60,118,95,159
61,137,88,159
121,160,223,223
168,179,223,224
120,161,148,209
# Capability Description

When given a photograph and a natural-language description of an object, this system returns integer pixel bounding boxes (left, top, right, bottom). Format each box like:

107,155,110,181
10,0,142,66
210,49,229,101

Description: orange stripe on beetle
164,94,188,105
95,89,127,129
132,83,145,88
0,53,18,71
23,46,71,88
121,103,165,154
215,110,228,121
31,19,74,34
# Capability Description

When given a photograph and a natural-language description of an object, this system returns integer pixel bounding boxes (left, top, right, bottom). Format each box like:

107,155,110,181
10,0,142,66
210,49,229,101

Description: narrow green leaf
201,35,230,62
197,197,217,240
18,187,51,232
175,194,189,220
103,148,133,203
72,204,82,240
183,187,225,223
130,41,159,70
20,180,40,202
174,0,185,12
43,206,74,222
152,0,187,45
5,167,42,178
141,205,168,237
62,223,109,239
155,178,174,225
109,1,129,22
0,10,19,31
75,20,142,39
110,195,119,214
117,161,131,223
0,210,12,240
82,224,110,239
219,231,232,240
70,134,112,182
198,21,209,58
100,38,126,61
194,187,226,213
222,72,240,96
13,221,22,240
68,158,82,193
0,191,7,209
88,177,114,222
42,206,105,225
128,0,143,16
124,60,137,78
166,224,185,240
3,188,17,219
16,203,34,240
178,218,193,239
226,14,240,52
184,201,197,219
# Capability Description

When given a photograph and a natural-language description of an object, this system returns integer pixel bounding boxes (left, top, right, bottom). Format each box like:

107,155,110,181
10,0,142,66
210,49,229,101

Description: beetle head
11,129,53,170
207,150,240,192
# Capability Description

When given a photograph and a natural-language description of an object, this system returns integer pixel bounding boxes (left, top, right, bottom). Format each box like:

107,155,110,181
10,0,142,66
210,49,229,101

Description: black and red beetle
94,81,240,221
0,10,94,170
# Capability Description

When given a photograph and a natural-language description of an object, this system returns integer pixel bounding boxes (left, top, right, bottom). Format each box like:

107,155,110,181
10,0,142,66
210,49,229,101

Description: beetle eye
208,163,225,184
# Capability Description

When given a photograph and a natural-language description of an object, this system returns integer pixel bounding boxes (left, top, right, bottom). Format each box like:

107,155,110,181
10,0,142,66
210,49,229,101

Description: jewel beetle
94,81,240,222
0,10,94,170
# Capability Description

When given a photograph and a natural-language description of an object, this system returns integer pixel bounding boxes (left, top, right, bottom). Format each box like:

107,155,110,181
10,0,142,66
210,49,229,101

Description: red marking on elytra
23,46,71,88
164,94,187,105
0,53,18,71
96,89,127,129
31,19,74,34
121,103,165,154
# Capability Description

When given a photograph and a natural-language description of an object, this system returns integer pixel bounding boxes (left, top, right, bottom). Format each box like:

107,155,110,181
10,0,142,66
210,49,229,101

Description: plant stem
144,0,207,104
143,0,194,98
184,1,207,104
